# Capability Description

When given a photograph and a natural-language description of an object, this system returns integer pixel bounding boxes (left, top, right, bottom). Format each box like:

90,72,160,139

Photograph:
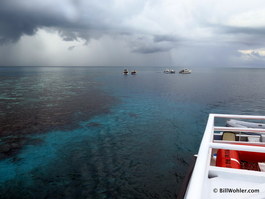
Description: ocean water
1,66,265,198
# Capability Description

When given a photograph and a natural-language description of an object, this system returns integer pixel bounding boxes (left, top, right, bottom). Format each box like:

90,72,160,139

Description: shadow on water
0,98,202,199
0,67,118,159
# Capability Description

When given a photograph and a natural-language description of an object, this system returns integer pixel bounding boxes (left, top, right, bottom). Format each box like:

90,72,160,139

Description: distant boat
179,69,191,74
131,70,136,75
123,69,129,75
164,69,175,74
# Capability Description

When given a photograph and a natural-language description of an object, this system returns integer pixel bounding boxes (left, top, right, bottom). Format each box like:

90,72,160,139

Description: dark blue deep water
1,66,265,199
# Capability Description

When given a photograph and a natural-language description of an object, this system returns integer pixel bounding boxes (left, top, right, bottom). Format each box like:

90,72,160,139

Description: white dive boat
179,114,265,199
164,69,175,74
179,69,191,74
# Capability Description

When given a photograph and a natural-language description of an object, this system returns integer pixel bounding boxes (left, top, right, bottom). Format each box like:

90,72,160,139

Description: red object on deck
216,149,241,169
234,143,265,162
216,143,265,170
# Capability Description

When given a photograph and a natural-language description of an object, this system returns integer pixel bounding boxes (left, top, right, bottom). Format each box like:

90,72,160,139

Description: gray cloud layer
0,0,108,43
0,0,184,55
0,0,265,66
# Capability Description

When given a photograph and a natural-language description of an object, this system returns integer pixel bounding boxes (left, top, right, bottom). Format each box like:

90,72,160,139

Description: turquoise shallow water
1,66,265,198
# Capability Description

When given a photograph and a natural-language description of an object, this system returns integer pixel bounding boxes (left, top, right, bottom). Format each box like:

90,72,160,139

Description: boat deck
184,114,265,199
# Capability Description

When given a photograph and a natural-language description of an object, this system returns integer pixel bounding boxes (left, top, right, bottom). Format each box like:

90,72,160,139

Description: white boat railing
214,126,265,134
185,113,265,199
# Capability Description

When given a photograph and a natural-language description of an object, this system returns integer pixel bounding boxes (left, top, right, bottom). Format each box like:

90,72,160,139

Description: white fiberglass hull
182,114,265,199
227,119,265,129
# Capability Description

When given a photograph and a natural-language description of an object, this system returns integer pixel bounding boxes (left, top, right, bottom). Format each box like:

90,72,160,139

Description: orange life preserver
216,149,241,169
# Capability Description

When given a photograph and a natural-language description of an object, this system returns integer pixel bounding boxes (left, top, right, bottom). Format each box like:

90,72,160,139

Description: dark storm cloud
153,35,179,43
220,25,265,36
68,46,76,50
0,2,63,44
128,34,177,54
0,10,37,44
59,31,79,41
209,23,265,46
0,0,181,55
132,46,171,54
0,0,108,44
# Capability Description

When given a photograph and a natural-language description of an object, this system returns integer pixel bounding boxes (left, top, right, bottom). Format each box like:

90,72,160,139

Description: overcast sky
0,0,265,67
